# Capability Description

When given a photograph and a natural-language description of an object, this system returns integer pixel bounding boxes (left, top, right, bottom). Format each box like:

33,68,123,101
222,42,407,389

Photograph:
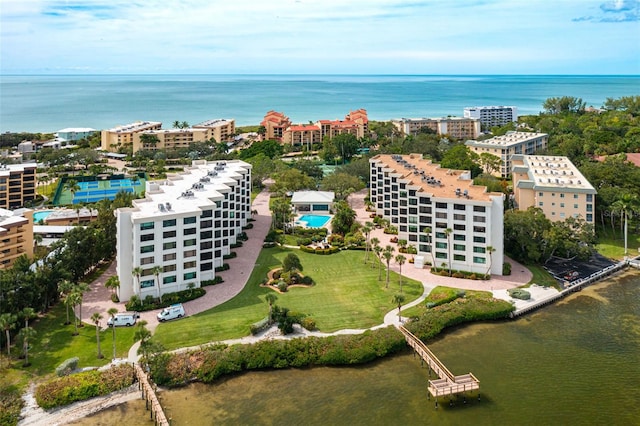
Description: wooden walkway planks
399,326,479,400
134,363,170,426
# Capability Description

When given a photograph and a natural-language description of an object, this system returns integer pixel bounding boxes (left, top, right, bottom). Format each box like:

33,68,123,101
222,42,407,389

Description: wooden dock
399,326,479,406
134,363,170,426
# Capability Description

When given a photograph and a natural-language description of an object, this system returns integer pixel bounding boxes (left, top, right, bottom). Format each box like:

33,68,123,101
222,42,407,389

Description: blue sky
1,0,639,74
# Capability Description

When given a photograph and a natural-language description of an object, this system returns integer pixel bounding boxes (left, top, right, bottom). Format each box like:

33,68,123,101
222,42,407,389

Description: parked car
107,312,140,327
157,303,185,322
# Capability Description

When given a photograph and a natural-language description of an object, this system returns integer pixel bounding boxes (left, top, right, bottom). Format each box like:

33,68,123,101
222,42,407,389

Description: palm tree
612,193,639,257
485,245,496,278
444,228,453,276
392,293,406,322
181,121,189,129
104,276,120,301
172,120,181,129
58,279,74,325
18,326,36,367
68,292,82,335
0,313,17,358
132,266,143,292
373,244,383,279
107,308,118,360
33,234,43,257
91,312,104,359
65,179,80,203
362,222,373,263
152,265,163,302
133,320,152,358
422,227,435,268
265,293,278,320
395,254,406,293
73,282,90,326
22,307,36,331
382,245,395,289
370,237,380,268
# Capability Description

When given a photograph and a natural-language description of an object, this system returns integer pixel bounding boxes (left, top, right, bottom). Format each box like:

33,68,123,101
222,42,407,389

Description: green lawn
153,247,424,350
595,227,640,260
525,264,561,289
2,303,136,380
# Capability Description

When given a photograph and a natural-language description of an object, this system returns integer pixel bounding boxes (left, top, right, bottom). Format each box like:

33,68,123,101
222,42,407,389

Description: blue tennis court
55,176,146,205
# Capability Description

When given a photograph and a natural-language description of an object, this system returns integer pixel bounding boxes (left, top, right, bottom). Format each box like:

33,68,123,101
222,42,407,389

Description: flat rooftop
514,155,596,192
194,119,234,128
393,116,478,122
127,160,250,220
372,154,499,202
106,121,161,133
466,131,547,148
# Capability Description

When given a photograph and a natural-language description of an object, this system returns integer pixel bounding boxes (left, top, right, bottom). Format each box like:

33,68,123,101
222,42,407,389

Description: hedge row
149,327,406,387
425,287,466,309
406,295,514,341
299,245,340,255
35,364,136,409
125,288,206,312
201,276,224,286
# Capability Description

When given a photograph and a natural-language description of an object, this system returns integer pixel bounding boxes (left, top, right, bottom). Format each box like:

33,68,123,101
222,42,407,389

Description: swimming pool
297,214,331,228
33,210,53,222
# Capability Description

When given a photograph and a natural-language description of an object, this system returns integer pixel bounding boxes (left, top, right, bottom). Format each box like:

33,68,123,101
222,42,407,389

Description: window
419,244,431,252
586,213,593,222
163,276,177,284
184,249,197,258
574,194,578,199
454,254,465,261
201,209,213,218
560,193,565,198
184,239,196,247
184,216,197,224
586,204,593,212
163,230,176,238
473,206,486,212
184,272,197,280
140,256,154,265
201,252,213,261
140,279,155,288
184,228,196,235
435,232,446,239
586,194,593,202
435,252,447,259
140,245,154,253
473,256,486,264
473,236,485,243
163,242,176,250
454,234,465,241
473,246,485,253
140,222,154,230
163,264,176,273
539,202,544,207
436,212,447,219
201,230,212,239
436,202,447,209
184,261,196,269
453,204,465,211
140,234,154,242
574,204,579,209
560,203,565,208
454,244,465,251
163,253,176,261
454,214,465,221
473,216,486,223
163,219,176,227
435,242,447,249
473,226,486,233
454,224,466,231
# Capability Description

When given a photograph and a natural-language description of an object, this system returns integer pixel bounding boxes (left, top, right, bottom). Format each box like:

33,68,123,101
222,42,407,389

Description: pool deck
294,214,332,229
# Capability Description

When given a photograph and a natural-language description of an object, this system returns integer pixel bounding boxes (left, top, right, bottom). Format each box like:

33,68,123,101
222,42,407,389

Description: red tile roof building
260,111,292,141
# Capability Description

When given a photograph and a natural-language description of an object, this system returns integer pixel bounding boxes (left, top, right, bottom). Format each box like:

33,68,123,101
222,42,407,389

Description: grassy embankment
153,247,423,350
0,303,136,425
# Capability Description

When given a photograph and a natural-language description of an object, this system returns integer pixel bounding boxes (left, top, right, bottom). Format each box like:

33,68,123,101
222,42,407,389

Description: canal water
71,272,640,425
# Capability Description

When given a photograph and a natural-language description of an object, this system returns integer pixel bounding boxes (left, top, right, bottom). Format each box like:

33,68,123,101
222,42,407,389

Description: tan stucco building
0,163,37,210
0,208,33,269
512,155,596,224
391,117,481,140
193,119,235,143
101,121,162,152
465,131,548,178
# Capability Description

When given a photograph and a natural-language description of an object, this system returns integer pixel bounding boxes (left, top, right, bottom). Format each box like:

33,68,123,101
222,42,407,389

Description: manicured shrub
277,281,288,292
215,263,230,272
503,261,512,275
508,288,531,300
201,276,224,286
250,317,272,335
35,364,135,409
223,252,237,260
125,288,205,312
300,317,316,331
55,357,79,377
230,241,243,248
243,223,254,229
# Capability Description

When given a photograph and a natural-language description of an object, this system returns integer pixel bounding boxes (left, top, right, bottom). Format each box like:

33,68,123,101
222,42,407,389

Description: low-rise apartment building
0,163,37,209
465,131,548,178
463,106,518,129
0,208,33,269
193,119,235,142
391,117,481,140
282,125,322,148
115,160,252,302
101,121,162,152
511,155,596,224
370,154,504,276
56,128,97,142
132,128,209,152
261,111,291,141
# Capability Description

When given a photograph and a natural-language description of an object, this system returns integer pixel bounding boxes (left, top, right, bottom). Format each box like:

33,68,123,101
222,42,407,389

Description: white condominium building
370,154,504,276
115,160,252,302
463,106,518,128
511,155,596,223
465,131,548,178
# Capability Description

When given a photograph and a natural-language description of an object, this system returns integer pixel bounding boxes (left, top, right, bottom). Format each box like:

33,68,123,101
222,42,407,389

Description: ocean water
1,74,638,133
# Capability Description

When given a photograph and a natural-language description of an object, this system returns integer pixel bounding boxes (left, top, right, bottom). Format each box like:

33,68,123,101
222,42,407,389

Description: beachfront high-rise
370,154,504,276
391,117,481,140
465,131,548,178
463,106,518,129
0,163,37,210
101,121,162,152
511,155,597,224
115,160,252,302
